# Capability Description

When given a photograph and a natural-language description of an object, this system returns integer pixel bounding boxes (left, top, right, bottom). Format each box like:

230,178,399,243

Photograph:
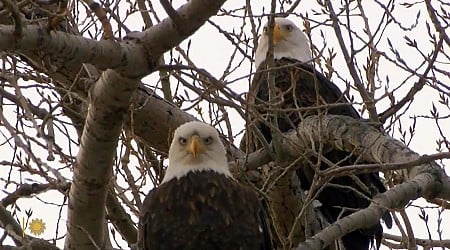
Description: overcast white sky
0,0,449,249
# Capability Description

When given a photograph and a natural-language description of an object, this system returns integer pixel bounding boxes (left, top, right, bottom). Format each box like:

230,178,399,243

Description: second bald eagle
248,17,392,249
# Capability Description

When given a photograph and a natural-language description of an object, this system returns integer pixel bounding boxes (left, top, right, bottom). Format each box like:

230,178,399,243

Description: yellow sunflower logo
29,218,46,236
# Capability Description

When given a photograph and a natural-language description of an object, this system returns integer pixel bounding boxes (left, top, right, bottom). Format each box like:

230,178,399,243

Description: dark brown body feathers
138,171,272,250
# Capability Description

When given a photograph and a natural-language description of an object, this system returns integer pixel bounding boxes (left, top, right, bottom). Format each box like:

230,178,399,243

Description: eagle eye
285,24,293,32
263,26,268,33
203,137,213,145
179,137,187,145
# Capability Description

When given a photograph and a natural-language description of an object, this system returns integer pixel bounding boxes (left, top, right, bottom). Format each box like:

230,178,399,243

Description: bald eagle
138,121,272,250
248,18,392,249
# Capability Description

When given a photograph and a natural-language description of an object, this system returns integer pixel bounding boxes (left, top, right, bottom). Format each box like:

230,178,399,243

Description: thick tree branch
0,25,149,77
283,116,443,186
1,240,60,250
1,183,70,207
237,115,446,249
0,0,227,77
0,204,23,246
64,70,140,249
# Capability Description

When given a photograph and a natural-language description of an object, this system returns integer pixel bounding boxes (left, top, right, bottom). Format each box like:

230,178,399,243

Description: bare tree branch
64,70,140,249
383,232,450,249
325,1,379,122
297,171,438,249
0,26,149,77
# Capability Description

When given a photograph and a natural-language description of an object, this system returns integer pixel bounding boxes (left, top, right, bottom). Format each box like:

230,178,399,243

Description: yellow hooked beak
187,135,205,158
272,24,285,46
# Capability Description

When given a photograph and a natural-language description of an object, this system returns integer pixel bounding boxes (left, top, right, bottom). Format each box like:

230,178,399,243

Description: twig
82,0,113,39
322,152,450,177
266,0,285,162
105,188,137,244
425,0,450,47
286,0,304,14
399,209,418,249
427,198,450,210
379,36,443,122
326,1,379,122
383,233,450,249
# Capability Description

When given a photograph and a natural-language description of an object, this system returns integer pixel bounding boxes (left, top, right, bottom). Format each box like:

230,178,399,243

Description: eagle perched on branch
247,17,392,249
138,121,272,250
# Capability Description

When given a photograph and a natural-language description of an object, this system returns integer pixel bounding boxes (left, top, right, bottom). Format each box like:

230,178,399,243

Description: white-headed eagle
248,17,392,249
138,121,272,250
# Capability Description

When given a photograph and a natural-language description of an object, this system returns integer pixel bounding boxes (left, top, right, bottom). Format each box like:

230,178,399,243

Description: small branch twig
83,0,113,39
379,36,443,122
326,1,379,122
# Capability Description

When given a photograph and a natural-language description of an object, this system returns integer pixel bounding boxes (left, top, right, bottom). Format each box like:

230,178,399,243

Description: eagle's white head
161,121,232,183
254,17,312,68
